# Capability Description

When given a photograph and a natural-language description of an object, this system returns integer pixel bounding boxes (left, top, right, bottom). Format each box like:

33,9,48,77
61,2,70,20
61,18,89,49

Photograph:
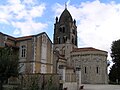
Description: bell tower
54,8,77,47
53,8,78,66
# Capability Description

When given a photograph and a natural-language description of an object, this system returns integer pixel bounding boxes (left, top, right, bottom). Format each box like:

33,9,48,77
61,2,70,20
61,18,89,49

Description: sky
1,0,120,63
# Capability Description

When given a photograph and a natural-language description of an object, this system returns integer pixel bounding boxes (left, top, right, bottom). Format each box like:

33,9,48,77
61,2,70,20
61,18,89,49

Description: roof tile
72,47,107,53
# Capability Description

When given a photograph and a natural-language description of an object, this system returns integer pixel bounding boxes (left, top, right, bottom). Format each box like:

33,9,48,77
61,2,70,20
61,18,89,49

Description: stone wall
71,50,108,84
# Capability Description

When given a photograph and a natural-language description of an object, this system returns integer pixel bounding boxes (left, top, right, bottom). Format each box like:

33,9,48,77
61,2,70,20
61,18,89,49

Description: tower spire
65,2,67,9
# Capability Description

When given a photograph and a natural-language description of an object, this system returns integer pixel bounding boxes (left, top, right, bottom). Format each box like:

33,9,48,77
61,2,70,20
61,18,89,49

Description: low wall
3,85,19,90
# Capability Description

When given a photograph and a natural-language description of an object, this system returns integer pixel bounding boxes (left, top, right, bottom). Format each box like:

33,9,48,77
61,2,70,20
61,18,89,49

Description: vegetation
0,47,19,89
109,39,120,84
21,74,58,90
0,47,59,90
26,75,39,90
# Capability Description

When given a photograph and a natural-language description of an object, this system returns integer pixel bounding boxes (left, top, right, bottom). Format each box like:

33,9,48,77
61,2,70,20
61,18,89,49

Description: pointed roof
59,8,73,23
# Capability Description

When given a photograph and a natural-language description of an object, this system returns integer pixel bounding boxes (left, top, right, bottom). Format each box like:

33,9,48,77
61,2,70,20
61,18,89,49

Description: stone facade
53,8,108,84
0,32,53,74
71,47,108,84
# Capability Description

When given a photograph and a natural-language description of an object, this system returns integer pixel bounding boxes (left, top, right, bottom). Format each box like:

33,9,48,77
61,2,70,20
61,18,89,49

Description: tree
109,39,120,84
0,47,19,89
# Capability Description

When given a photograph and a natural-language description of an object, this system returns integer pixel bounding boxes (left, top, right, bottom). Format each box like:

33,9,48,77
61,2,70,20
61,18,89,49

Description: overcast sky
1,0,120,62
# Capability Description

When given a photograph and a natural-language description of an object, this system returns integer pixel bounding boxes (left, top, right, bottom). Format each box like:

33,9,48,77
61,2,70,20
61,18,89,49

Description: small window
21,45,26,58
42,35,47,44
85,67,87,73
96,67,99,74
73,29,75,34
72,36,74,44
59,26,65,33
65,36,67,42
63,27,65,33
59,27,62,32
57,37,61,44
63,36,67,43
63,37,65,43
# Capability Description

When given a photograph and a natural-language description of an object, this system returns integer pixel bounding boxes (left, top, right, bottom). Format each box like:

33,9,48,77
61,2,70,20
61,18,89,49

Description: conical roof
59,8,73,23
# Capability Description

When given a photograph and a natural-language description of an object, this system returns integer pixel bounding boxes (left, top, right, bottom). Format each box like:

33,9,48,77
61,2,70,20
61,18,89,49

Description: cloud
0,0,47,36
29,4,46,18
12,20,47,36
53,0,120,60
23,0,36,5
13,29,21,35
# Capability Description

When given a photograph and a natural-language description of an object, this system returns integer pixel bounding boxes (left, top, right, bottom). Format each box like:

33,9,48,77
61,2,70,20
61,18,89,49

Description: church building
0,7,108,85
0,32,53,74
53,7,108,84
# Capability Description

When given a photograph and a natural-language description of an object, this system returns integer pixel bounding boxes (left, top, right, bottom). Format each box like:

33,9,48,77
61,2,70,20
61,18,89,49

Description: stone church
53,8,108,84
0,7,108,84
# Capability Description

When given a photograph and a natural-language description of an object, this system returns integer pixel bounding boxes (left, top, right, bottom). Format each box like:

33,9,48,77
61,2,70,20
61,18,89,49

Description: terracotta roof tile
7,36,16,41
72,47,107,53
16,35,33,41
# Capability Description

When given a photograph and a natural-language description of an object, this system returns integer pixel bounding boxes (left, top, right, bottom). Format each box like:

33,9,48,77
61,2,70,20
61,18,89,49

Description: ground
83,84,120,90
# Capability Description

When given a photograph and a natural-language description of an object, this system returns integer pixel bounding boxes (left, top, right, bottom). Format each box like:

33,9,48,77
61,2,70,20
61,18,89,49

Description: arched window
66,37,67,41
59,27,62,32
63,27,65,33
85,67,87,74
57,37,61,44
63,36,67,43
73,29,75,34
21,45,26,58
59,26,65,33
72,36,74,44
96,66,99,74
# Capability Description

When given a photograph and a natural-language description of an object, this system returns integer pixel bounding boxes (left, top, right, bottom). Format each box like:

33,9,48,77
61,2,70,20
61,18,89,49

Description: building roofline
0,32,52,43
72,47,107,53
0,32,16,41
36,32,53,44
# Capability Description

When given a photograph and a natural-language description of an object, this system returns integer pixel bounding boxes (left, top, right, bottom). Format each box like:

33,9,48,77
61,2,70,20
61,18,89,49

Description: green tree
0,47,19,89
109,39,120,84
